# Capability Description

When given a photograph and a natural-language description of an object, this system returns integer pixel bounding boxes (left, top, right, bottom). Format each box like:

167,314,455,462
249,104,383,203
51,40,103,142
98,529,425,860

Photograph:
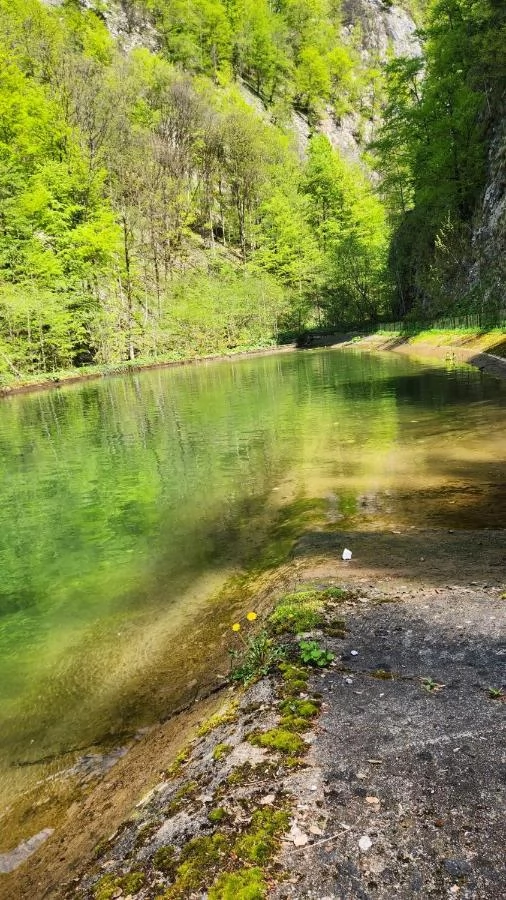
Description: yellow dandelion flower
232,623,241,632
246,612,257,621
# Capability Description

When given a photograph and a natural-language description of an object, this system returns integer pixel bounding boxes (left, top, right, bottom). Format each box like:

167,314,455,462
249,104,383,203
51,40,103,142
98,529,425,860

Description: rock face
341,0,419,59
471,107,506,308
41,0,158,50
322,1,420,164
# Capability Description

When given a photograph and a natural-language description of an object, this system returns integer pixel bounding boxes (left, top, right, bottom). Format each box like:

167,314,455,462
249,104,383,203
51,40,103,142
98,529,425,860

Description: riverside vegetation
74,588,341,900
0,0,504,387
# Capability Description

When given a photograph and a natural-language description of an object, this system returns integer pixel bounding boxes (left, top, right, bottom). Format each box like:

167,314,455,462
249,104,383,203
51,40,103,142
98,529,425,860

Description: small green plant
421,677,445,693
298,640,335,667
229,612,285,684
488,687,504,699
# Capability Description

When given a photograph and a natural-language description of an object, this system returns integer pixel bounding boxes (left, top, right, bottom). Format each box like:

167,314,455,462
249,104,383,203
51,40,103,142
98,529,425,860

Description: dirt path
272,528,506,898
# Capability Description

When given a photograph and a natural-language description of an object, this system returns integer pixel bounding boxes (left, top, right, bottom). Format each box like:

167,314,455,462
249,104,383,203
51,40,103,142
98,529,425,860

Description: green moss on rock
248,728,306,756
208,866,266,899
269,591,325,635
235,807,290,864
213,742,232,761
208,806,228,824
165,780,198,816
163,833,231,898
153,845,177,875
197,701,238,737
93,871,145,900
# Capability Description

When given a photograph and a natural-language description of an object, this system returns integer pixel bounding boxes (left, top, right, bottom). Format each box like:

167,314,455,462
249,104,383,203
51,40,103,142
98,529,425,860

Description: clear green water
0,349,505,813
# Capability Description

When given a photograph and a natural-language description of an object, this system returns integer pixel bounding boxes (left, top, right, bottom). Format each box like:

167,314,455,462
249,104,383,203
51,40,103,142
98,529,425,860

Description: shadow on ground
291,528,506,588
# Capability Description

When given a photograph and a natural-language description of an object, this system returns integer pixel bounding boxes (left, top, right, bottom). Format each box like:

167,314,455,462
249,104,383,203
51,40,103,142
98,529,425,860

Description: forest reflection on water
0,348,505,819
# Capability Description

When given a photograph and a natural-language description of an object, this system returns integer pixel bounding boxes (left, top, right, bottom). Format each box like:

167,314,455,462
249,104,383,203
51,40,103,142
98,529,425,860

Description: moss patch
162,833,231,898
370,668,395,680
93,871,145,900
248,728,306,757
165,780,198,816
279,698,320,732
153,844,177,876
279,662,309,698
213,742,232,761
208,806,228,824
224,761,278,789
269,590,326,635
164,747,191,779
208,866,266,899
235,807,290,864
198,701,238,737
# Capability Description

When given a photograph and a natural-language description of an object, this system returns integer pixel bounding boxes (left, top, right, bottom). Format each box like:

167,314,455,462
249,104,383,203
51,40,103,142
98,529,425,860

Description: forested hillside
0,0,504,382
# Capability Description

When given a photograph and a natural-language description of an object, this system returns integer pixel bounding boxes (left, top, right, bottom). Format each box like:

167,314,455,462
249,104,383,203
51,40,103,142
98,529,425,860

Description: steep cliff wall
471,107,506,310
320,1,420,165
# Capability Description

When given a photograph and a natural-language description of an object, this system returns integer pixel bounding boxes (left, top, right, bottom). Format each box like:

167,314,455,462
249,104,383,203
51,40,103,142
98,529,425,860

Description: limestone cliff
471,107,506,311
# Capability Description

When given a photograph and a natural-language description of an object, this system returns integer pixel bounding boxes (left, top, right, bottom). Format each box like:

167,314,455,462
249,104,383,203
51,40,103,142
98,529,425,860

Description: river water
0,348,505,834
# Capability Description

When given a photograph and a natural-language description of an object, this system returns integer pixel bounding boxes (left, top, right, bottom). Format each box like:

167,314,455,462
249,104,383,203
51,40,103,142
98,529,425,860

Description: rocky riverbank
2,526,505,900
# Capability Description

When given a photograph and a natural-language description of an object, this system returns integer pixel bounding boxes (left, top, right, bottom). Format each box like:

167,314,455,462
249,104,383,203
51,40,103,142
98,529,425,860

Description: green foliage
488,687,504,700
298,639,335,667
230,630,285,684
0,0,398,378
375,0,506,317
303,135,390,325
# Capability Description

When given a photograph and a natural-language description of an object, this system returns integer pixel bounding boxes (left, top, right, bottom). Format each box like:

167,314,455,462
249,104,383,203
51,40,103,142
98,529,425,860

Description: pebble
443,859,472,878
358,835,372,852
287,823,309,847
